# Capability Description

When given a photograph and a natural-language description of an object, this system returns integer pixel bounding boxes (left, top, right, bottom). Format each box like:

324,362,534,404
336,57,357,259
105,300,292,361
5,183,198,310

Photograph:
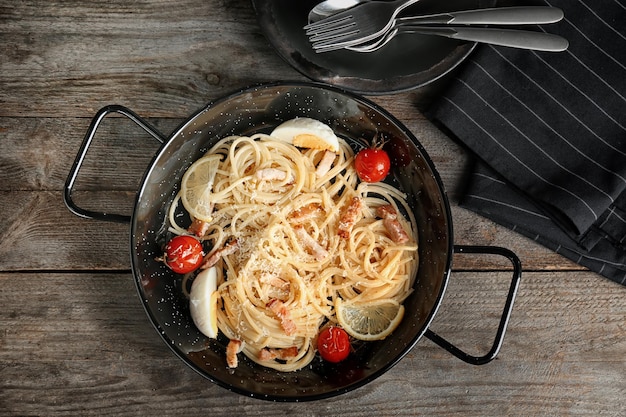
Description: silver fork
304,0,423,48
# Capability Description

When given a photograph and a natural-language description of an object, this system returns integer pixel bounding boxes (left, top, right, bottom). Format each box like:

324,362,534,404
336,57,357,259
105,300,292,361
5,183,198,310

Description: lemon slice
181,154,221,222
335,298,404,341
271,118,339,153
189,266,219,338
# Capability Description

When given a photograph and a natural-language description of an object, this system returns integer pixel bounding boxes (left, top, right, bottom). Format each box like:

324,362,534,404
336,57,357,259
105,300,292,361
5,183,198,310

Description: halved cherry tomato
355,148,391,183
317,326,351,363
164,235,204,274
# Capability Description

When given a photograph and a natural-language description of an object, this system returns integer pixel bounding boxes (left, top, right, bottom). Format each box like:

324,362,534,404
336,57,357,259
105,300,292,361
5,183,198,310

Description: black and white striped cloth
427,0,626,285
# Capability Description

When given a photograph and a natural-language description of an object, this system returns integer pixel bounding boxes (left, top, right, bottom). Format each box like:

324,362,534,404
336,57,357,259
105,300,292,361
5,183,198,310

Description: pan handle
64,105,166,223
424,245,522,365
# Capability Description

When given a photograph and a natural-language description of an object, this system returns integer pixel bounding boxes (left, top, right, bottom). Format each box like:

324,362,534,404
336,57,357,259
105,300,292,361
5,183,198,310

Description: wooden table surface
1,1,624,415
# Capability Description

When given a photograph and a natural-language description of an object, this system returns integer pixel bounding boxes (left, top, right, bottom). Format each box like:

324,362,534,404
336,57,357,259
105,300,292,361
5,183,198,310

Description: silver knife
396,6,564,26
400,26,569,52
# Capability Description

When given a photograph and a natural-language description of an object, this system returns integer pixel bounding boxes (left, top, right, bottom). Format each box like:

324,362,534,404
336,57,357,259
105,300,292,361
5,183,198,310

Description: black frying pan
65,82,521,401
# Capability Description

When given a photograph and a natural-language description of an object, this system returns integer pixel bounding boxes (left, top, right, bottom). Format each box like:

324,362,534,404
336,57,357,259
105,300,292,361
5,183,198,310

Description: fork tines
305,16,357,40
304,14,354,31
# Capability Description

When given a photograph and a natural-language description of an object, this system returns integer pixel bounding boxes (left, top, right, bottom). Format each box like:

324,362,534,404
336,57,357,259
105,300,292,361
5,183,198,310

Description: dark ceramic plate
251,0,496,94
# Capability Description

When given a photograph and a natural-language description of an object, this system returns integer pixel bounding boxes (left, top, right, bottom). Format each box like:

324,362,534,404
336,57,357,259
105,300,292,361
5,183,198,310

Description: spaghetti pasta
167,125,418,372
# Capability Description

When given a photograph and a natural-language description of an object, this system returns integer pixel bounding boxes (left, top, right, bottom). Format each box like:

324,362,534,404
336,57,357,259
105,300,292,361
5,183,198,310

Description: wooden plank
0,271,622,415
0,191,131,271
0,116,180,191
0,0,301,118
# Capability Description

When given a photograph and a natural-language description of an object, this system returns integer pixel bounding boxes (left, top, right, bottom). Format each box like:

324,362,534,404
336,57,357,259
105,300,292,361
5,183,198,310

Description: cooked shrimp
289,202,324,225
294,225,328,261
201,239,239,269
315,150,336,178
261,273,290,290
377,204,410,244
259,346,299,362
338,196,363,239
267,298,297,336
226,339,242,368
256,168,287,181
188,218,210,237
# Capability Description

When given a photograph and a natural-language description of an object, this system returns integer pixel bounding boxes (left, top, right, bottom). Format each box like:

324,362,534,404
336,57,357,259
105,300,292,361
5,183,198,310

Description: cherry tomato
355,148,391,183
164,235,204,274
317,326,351,363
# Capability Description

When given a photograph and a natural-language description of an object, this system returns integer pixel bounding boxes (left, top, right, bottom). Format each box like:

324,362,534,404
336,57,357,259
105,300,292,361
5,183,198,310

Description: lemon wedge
180,154,221,222
335,298,404,341
189,266,219,339
271,118,339,153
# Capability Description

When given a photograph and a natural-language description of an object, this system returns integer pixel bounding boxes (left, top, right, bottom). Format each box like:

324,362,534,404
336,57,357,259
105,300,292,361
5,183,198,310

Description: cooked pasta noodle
167,130,418,371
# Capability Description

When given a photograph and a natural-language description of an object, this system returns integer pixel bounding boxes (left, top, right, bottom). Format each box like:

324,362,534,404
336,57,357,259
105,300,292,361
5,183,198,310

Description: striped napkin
427,0,626,285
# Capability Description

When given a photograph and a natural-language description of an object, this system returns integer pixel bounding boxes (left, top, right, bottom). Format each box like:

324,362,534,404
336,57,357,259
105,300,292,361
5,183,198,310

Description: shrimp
201,239,239,269
188,218,210,237
315,150,336,178
294,225,328,261
226,339,243,368
256,167,287,181
259,346,299,362
337,196,363,239
377,204,410,244
289,202,324,225
267,298,297,336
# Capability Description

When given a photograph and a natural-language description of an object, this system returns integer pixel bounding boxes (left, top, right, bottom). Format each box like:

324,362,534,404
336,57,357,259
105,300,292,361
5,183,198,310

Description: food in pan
160,118,418,371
